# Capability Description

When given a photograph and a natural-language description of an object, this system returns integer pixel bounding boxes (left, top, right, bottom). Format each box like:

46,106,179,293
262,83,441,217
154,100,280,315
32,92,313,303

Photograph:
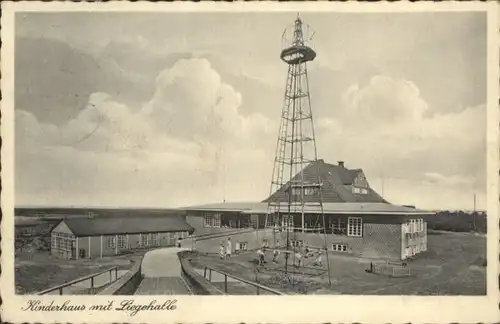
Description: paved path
134,247,192,295
135,278,191,295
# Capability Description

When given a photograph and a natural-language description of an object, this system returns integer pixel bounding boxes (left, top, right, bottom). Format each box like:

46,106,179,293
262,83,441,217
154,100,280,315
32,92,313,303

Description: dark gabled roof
263,160,388,204
54,215,194,237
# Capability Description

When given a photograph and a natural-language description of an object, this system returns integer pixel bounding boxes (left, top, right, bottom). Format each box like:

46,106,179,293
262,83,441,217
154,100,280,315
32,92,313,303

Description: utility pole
473,193,476,231
381,175,385,199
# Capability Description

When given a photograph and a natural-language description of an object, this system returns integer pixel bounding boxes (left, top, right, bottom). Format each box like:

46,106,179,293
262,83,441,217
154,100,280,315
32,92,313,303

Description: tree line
424,211,487,233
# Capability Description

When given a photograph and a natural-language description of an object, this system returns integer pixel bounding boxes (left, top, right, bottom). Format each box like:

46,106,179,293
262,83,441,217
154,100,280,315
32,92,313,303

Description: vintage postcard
1,1,499,323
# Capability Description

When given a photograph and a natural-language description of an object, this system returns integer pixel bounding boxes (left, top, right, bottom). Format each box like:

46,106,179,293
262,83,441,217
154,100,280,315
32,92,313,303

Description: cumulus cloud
16,58,275,207
15,62,486,210
341,76,429,124
316,75,486,208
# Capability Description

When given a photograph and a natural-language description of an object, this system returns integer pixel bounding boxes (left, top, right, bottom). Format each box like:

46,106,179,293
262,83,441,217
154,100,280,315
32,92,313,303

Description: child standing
257,249,265,266
272,248,280,263
316,251,323,267
235,241,241,255
295,250,302,268
219,242,225,260
226,237,232,258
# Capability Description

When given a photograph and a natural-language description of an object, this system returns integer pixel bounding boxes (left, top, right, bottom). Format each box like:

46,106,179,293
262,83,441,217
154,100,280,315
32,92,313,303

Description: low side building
50,215,194,259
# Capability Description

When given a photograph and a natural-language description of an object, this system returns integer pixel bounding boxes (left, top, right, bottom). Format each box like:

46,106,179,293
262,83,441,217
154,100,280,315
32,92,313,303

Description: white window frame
118,235,128,249
51,233,75,252
150,233,159,246
204,213,222,228
331,244,348,252
347,217,363,237
240,242,248,251
140,233,149,247
106,236,116,249
352,187,368,195
291,240,303,247
204,214,213,227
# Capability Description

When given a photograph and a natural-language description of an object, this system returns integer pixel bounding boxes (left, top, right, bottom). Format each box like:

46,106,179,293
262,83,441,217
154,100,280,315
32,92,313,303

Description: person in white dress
226,237,232,258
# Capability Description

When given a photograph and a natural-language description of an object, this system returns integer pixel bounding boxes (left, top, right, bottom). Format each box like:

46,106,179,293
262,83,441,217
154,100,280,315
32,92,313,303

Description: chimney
338,161,345,168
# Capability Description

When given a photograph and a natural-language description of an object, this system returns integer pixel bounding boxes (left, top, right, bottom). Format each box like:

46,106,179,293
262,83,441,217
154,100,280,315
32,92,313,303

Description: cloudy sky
15,11,487,210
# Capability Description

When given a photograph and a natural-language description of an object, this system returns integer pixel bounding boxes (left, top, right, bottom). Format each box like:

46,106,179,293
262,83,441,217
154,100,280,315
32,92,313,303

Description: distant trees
424,211,487,233
15,222,55,252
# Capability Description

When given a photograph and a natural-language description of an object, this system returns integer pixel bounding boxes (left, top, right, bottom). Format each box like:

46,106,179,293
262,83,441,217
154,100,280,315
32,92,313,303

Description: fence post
59,287,63,295
204,267,207,279
109,270,112,282
255,273,259,295
224,274,228,293
91,277,94,288
209,269,212,282
115,267,118,281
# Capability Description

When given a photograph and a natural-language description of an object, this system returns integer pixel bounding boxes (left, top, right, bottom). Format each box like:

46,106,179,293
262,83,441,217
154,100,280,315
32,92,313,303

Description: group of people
256,240,324,268
217,237,325,269
219,237,246,259
219,237,233,259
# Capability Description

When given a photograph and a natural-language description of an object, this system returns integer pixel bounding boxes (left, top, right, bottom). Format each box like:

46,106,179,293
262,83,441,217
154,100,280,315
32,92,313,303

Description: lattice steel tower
265,14,330,282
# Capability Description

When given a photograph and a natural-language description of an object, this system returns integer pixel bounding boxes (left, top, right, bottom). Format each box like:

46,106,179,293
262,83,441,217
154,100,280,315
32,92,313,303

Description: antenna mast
265,14,332,288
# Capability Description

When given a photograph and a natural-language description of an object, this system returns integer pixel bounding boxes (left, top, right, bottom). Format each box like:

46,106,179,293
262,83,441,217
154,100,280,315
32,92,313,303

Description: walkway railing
202,266,284,295
37,267,119,295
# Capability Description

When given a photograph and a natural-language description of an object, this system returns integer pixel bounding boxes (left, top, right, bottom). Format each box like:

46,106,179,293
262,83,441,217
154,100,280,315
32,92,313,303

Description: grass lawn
189,231,486,295
15,251,143,294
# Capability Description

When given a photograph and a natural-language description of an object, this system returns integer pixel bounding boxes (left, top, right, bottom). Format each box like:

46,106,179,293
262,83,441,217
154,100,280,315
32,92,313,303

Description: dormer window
352,187,368,195
290,185,320,196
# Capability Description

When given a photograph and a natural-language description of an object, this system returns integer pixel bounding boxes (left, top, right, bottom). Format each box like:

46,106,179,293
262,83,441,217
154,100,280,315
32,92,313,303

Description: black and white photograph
1,2,499,323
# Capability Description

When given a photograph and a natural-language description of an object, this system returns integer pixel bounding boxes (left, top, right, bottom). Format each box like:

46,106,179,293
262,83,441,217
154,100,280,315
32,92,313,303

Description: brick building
50,215,194,259
183,160,434,261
